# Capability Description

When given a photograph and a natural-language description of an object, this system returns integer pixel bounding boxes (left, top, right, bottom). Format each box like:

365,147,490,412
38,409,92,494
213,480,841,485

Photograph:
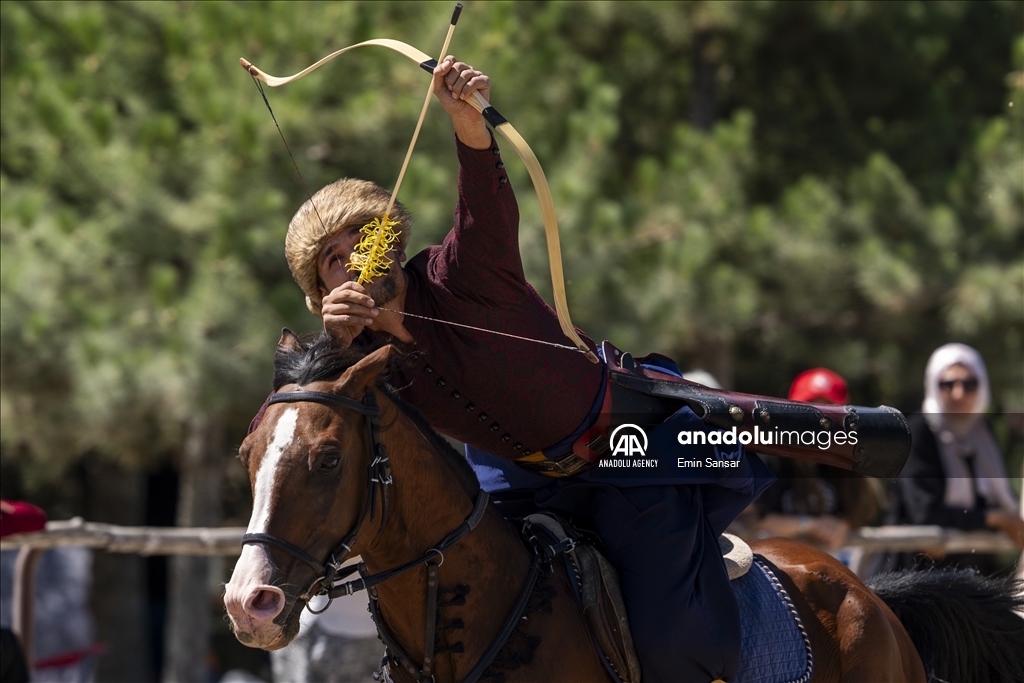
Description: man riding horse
274,57,766,681
267,58,904,683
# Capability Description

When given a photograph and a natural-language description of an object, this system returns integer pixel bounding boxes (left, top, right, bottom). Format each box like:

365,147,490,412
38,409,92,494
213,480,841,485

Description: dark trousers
528,482,742,683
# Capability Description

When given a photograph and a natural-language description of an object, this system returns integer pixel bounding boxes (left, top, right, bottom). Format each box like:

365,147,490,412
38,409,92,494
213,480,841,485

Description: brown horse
225,337,1024,683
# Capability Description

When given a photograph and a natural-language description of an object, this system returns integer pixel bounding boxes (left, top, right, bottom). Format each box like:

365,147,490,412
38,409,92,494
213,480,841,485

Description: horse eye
319,453,341,472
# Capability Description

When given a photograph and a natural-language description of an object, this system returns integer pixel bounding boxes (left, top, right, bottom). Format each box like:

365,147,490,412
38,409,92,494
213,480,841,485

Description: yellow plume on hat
348,215,402,284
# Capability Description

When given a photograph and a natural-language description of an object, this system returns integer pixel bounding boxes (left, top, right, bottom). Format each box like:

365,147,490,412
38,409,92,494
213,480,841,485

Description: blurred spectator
1,501,38,683
0,503,46,539
742,369,884,550
0,501,98,683
881,343,1023,573
787,368,848,405
0,627,29,683
0,501,34,683
681,369,722,389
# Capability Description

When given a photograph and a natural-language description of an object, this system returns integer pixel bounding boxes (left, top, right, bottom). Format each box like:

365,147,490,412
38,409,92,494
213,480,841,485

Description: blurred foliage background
1,1,1022,681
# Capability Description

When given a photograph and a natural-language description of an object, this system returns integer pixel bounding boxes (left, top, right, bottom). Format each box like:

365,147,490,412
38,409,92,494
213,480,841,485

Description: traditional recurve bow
241,23,599,364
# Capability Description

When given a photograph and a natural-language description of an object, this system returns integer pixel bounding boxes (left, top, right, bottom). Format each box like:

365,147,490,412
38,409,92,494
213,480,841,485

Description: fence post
12,547,43,674
162,416,224,683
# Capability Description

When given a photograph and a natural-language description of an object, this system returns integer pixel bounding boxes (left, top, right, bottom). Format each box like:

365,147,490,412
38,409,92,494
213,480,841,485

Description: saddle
517,341,911,481
525,513,754,683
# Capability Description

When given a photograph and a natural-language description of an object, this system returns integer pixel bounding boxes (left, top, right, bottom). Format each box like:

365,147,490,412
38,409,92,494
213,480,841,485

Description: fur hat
285,178,411,316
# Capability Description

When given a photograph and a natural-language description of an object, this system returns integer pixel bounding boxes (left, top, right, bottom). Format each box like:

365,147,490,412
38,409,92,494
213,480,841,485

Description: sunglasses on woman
938,378,979,393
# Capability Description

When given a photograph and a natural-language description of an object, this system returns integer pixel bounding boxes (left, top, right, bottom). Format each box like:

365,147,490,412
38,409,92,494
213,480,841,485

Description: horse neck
359,395,533,679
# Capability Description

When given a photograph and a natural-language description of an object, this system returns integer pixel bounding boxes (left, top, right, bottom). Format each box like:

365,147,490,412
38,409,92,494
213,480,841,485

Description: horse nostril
251,590,276,611
243,585,286,620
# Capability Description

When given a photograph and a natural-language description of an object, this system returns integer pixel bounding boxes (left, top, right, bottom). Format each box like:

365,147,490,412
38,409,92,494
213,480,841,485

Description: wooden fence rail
2,518,1017,669
0,518,245,556
1,518,1017,555
846,525,1017,554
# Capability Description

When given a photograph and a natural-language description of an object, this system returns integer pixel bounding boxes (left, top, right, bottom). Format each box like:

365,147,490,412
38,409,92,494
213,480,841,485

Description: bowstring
250,73,330,238
377,306,585,353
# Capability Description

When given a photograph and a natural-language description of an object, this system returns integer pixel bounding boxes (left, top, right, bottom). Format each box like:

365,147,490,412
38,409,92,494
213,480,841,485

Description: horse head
224,330,394,650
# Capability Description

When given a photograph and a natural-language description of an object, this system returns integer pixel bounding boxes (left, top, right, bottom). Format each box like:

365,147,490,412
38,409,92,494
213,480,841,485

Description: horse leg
751,538,926,683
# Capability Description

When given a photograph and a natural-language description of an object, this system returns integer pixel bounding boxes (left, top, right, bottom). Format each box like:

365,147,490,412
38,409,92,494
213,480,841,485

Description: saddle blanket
731,557,813,683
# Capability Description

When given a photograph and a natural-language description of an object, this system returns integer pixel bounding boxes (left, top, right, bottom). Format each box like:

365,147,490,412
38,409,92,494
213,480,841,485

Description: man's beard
367,266,401,308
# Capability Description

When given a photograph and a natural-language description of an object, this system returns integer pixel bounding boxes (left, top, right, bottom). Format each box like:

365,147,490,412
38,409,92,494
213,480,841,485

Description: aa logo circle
609,424,648,457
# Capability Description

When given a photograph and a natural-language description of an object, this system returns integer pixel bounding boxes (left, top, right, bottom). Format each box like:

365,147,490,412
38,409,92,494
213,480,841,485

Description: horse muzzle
224,545,301,649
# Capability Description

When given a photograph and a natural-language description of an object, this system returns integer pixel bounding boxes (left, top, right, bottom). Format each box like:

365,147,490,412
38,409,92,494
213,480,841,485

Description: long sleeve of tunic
381,136,604,459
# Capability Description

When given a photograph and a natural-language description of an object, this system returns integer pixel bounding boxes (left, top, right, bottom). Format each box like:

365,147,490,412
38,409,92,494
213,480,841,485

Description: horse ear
336,345,395,396
276,328,303,357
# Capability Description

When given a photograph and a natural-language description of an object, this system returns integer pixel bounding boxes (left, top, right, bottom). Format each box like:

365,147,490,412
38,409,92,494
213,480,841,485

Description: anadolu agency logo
598,424,659,469
610,424,648,456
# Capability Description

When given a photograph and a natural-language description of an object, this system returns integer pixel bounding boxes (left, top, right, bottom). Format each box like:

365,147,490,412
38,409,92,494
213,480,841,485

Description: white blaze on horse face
247,406,299,534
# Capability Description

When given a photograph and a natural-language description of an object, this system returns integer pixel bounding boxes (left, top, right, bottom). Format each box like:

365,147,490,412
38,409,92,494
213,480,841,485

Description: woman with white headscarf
884,343,1023,572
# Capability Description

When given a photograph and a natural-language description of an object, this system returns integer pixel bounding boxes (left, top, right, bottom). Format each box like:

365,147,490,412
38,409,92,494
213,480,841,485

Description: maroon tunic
363,136,603,459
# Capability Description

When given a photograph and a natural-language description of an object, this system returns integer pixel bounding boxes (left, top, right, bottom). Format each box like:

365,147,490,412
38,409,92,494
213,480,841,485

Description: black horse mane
273,332,383,390
273,332,480,496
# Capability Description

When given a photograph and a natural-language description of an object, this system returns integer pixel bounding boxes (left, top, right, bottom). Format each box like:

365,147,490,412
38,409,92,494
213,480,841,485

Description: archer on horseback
225,6,1024,673
273,56,767,683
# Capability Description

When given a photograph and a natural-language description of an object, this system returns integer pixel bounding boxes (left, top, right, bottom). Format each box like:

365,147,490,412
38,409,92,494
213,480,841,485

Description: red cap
0,500,47,537
789,368,848,405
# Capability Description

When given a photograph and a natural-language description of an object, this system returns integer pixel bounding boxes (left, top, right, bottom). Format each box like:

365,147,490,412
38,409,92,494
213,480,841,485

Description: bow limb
241,41,599,363
241,39,436,87
469,94,599,363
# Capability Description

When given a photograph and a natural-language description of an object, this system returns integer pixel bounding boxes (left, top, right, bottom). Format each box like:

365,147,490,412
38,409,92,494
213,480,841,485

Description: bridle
241,389,390,611
240,388,488,612
240,386,578,683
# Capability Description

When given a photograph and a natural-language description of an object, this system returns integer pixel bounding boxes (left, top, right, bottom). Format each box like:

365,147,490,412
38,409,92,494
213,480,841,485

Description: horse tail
867,569,1024,683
